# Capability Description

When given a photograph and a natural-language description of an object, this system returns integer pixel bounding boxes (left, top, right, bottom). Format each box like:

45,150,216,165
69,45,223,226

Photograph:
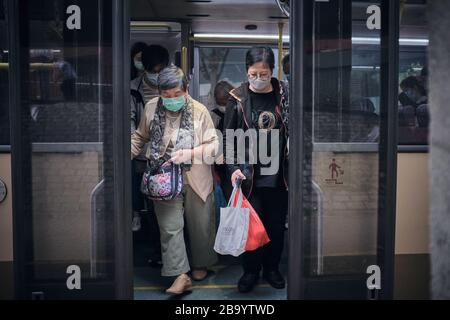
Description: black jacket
224,78,289,197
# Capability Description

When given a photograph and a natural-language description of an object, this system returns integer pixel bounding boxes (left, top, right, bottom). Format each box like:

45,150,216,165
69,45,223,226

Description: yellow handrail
278,22,284,80
181,46,188,75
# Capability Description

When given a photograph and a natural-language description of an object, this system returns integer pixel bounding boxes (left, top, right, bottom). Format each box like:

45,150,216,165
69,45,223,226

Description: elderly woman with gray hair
131,65,219,295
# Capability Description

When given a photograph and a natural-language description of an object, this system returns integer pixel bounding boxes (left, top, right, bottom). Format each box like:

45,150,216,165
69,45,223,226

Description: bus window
398,0,429,146
313,2,382,144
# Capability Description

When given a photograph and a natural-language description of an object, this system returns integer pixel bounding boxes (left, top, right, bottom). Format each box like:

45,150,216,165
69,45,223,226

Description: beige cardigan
131,96,219,202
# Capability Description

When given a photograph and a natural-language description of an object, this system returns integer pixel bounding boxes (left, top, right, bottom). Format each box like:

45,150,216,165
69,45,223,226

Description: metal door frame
288,0,399,300
7,0,29,300
112,0,133,300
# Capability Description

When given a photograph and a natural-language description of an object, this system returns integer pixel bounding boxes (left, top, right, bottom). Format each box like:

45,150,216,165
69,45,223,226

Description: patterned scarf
279,80,289,137
148,96,194,172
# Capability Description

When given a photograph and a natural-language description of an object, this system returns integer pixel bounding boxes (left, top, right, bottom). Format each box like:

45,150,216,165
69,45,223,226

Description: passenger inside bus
225,47,289,294
130,44,171,268
398,73,429,138
130,42,147,81
131,65,219,295
210,80,234,200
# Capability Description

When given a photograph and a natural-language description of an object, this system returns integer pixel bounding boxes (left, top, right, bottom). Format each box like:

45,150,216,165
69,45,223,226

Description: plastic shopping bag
213,184,250,257
233,189,271,251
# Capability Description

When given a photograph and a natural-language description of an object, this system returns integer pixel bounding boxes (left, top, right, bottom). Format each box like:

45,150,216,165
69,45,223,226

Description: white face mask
146,72,159,86
217,105,227,113
134,60,144,71
248,76,271,91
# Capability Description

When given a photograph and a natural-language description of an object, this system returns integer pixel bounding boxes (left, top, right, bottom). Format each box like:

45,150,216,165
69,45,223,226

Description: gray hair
157,65,189,92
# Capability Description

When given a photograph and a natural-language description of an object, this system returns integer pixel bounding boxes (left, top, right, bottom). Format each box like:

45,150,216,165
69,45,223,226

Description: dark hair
158,65,189,92
214,80,234,100
142,45,170,73
282,54,290,68
130,42,147,79
131,42,147,60
245,46,275,72
400,76,426,96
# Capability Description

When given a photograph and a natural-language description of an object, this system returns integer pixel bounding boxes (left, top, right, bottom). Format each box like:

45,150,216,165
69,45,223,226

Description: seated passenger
417,104,430,128
131,66,219,295
398,105,416,127
399,76,428,109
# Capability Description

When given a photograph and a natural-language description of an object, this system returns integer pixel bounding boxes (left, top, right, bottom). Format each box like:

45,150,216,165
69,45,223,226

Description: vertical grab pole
181,46,188,76
278,22,284,80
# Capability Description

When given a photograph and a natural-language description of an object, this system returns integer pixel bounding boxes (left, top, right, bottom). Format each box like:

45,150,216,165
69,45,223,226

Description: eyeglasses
248,73,271,81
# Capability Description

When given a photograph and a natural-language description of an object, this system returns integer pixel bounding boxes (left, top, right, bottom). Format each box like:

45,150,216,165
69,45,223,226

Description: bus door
288,0,399,299
9,0,132,299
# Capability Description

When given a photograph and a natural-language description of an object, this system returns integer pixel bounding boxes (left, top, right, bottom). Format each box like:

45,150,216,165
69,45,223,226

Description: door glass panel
0,0,9,146
19,0,115,296
398,0,429,145
304,0,381,280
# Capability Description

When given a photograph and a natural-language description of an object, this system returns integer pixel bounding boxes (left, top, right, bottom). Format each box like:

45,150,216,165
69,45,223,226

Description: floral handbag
140,161,183,201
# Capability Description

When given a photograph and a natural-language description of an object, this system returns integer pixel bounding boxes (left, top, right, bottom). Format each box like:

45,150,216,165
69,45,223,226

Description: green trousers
153,184,218,277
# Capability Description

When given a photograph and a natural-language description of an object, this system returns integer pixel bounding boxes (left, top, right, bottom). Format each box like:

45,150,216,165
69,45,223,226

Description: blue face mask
146,72,159,86
162,95,186,112
286,74,291,82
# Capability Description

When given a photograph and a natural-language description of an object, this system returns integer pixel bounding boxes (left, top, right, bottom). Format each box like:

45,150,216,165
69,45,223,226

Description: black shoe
238,273,259,293
263,270,285,289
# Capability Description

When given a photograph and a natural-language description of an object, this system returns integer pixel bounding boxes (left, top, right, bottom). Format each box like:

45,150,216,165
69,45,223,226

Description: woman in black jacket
224,47,289,293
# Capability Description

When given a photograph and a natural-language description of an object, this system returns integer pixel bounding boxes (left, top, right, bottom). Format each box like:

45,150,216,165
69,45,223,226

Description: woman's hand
231,169,246,187
170,149,193,164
